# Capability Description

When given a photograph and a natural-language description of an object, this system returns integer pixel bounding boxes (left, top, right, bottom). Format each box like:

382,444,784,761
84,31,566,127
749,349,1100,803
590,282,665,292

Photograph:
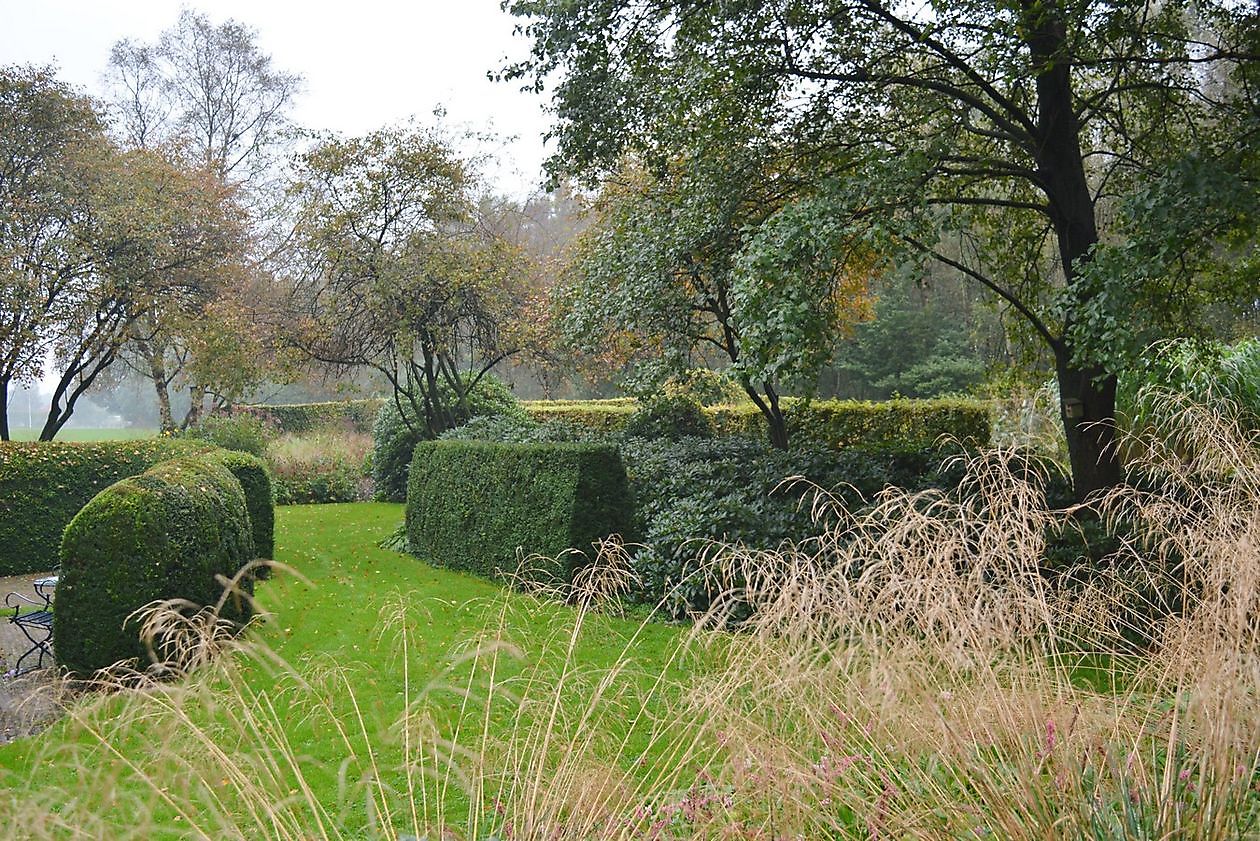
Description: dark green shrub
373,377,526,502
203,450,275,561
54,457,255,677
622,395,716,441
254,399,384,435
0,439,209,575
273,468,363,505
620,437,967,619
405,440,636,586
184,410,277,457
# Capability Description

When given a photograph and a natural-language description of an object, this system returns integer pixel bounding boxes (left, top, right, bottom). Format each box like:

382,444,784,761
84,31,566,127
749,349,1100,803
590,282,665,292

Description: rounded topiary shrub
372,375,526,502
622,395,715,441
203,449,275,561
54,456,255,677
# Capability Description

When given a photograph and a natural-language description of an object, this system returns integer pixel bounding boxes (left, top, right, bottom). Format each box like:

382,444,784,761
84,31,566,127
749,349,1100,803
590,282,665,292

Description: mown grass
0,502,693,837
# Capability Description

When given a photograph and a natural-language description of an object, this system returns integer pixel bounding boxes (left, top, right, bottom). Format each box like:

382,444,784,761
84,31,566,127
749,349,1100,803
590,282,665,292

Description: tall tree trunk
0,376,9,441
1024,0,1123,501
135,336,176,433
1055,353,1122,499
183,385,205,428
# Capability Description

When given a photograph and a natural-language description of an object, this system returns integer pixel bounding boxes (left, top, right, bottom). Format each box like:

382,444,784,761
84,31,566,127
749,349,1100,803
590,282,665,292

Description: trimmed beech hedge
54,457,255,677
254,399,383,434
0,439,209,575
405,440,635,585
203,449,275,561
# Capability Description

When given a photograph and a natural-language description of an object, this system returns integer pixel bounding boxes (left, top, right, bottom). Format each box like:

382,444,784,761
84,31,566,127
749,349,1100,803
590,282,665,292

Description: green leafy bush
622,395,716,441
620,437,967,618
0,439,209,575
266,429,372,505
373,377,526,502
203,449,275,561
405,440,636,586
1118,337,1260,432
54,457,255,677
184,410,277,457
252,399,384,435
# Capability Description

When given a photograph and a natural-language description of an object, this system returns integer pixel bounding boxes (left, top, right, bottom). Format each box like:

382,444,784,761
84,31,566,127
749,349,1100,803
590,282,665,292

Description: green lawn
0,502,691,837
7,427,158,441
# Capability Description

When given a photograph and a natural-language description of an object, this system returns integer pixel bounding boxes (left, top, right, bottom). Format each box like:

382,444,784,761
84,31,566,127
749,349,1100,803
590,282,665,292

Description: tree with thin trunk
105,9,302,430
285,126,534,439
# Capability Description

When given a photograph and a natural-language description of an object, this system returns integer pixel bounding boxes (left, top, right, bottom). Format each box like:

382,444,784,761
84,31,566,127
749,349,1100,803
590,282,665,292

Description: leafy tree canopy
507,0,1260,496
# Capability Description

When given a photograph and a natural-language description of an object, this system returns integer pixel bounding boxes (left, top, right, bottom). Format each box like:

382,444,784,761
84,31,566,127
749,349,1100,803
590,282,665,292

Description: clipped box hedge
253,399,384,434
55,457,255,677
406,440,635,585
0,439,210,575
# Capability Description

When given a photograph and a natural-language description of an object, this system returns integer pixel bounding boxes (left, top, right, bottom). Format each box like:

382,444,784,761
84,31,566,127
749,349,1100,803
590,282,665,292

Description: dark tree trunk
0,377,9,441
1055,352,1123,499
1024,0,1123,501
740,379,789,450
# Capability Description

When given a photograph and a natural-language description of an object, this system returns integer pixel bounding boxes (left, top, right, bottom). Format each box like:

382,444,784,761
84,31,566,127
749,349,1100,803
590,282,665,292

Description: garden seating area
3,576,57,677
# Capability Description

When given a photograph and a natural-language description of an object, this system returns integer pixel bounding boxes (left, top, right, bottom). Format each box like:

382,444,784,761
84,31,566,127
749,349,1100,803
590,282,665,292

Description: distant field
7,428,157,442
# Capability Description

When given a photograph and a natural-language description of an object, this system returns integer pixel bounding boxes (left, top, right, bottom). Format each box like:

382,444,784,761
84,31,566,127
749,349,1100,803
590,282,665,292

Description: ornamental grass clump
265,427,373,504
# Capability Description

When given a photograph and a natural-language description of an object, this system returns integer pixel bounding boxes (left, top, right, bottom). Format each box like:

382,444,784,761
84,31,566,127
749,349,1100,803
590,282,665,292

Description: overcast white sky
0,0,554,196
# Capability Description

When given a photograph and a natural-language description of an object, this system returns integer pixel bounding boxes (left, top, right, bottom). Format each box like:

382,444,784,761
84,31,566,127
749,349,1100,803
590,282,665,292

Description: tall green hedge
708,398,993,449
54,457,255,677
203,449,275,561
0,439,209,575
252,399,384,434
523,401,638,433
519,398,991,449
405,441,636,586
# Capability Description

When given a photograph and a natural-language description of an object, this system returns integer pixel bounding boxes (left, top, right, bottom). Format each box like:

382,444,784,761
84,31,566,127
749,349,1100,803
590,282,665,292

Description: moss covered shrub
373,376,526,502
405,440,635,586
54,457,255,677
0,439,209,575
